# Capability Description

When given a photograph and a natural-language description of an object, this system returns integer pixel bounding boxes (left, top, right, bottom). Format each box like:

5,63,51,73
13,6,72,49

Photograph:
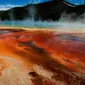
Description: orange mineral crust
0,28,85,85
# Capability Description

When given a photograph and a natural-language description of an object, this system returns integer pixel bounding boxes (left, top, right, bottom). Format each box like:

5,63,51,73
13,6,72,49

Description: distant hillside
0,0,85,21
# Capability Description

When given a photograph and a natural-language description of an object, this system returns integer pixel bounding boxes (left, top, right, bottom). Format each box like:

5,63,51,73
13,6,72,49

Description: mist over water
0,19,85,30
0,5,85,32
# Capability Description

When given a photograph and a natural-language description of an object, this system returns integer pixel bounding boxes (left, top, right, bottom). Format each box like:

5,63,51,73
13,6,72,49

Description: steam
0,5,85,32
1,20,85,31
29,5,36,27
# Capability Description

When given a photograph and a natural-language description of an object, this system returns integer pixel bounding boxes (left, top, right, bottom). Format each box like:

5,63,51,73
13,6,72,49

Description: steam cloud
0,5,85,32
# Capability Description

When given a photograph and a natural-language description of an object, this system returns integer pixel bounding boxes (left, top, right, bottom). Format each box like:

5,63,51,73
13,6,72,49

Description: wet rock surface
0,29,85,85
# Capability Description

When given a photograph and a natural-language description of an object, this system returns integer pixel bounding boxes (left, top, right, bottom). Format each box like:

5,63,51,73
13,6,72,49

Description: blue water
0,19,85,30
0,20,63,28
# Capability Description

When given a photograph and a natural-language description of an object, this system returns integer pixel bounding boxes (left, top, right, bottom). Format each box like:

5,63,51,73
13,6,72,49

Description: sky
0,0,51,10
66,0,85,5
0,0,85,10
0,0,51,5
